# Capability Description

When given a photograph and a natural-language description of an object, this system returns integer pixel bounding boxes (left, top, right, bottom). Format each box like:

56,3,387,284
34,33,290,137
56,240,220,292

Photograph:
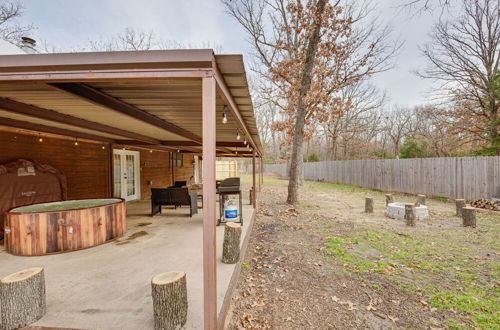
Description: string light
101,145,105,150
222,105,228,124
149,149,153,153
236,129,241,140
74,138,79,146
38,133,43,143
244,136,247,145
177,148,180,153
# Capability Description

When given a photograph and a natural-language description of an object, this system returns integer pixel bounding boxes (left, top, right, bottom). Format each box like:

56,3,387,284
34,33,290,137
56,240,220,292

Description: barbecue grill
217,177,243,225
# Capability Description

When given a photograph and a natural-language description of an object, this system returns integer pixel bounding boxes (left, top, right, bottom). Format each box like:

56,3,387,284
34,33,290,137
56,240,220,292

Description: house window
173,152,183,168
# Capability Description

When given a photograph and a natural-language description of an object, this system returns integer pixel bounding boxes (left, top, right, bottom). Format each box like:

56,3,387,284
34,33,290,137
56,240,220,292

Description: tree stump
222,222,242,264
151,271,188,330
462,207,476,227
455,199,466,216
416,194,426,206
0,267,46,330
365,198,374,213
404,204,416,226
385,194,394,206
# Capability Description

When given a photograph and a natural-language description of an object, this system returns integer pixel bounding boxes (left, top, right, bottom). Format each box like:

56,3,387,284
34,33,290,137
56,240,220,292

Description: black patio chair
168,181,187,188
151,187,198,217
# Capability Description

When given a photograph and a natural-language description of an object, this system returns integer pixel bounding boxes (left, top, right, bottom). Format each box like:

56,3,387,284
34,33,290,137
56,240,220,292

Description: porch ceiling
0,50,262,156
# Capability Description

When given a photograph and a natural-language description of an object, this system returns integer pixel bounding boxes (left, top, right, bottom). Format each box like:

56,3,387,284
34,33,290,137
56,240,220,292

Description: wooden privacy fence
265,157,500,200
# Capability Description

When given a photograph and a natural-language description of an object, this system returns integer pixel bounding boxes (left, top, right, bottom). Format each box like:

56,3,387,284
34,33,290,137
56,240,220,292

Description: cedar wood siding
0,131,196,201
0,130,110,199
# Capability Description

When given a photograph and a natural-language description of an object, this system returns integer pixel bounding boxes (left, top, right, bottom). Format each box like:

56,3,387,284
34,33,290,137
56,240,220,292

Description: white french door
113,150,140,201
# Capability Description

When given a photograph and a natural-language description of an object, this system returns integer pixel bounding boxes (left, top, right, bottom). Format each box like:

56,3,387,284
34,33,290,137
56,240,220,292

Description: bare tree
86,28,223,53
223,0,400,204
89,28,155,51
320,80,386,159
0,0,34,43
383,106,416,157
399,0,453,14
419,0,499,154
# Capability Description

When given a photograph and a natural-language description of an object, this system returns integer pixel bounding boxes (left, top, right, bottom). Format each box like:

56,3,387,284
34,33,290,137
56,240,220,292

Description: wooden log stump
0,267,46,330
151,271,187,330
222,222,242,264
385,194,394,206
365,198,374,213
404,204,416,227
462,207,476,227
455,199,466,216
416,194,426,206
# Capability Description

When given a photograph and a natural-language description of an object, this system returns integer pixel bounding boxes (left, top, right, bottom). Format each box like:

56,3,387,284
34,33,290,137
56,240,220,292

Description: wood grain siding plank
0,130,109,199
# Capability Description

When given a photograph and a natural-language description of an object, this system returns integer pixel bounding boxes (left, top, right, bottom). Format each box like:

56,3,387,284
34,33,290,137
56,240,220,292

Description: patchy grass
229,174,499,329
324,222,500,329
240,174,289,186
240,173,374,192
305,181,374,193
430,289,500,329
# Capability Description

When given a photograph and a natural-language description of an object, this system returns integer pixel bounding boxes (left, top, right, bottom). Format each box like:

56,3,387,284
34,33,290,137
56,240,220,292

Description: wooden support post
365,198,374,213
108,144,114,198
171,152,175,186
252,150,256,208
202,76,217,330
455,199,466,216
416,194,426,206
0,267,46,330
462,207,476,227
260,157,264,191
249,188,253,205
258,157,262,192
405,204,416,226
222,223,242,264
385,194,394,206
151,271,188,330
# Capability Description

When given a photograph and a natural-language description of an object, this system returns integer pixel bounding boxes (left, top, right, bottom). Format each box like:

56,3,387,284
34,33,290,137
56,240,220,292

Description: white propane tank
224,199,239,222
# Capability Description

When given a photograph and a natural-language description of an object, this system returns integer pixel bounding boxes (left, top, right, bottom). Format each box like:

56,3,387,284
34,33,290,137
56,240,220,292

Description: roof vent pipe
19,37,38,54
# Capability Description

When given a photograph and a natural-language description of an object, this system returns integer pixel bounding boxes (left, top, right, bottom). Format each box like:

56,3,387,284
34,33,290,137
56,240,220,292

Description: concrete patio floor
0,199,255,329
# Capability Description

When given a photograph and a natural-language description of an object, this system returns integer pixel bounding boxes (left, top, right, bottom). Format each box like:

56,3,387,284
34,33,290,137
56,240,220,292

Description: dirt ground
227,175,499,329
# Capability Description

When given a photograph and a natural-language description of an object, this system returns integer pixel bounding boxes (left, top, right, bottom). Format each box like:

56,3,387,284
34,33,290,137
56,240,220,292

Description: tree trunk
405,204,416,226
0,267,46,330
151,271,188,330
222,222,242,264
365,198,374,213
455,199,466,216
385,194,394,206
462,207,476,227
298,160,304,186
488,93,498,154
416,194,426,206
287,0,328,205
272,132,279,160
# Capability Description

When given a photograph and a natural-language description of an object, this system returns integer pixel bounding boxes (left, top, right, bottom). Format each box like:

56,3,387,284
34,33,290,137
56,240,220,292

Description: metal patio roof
0,49,262,156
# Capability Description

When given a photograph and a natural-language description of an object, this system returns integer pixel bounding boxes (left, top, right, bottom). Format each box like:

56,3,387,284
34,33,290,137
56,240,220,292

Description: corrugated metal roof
0,49,262,155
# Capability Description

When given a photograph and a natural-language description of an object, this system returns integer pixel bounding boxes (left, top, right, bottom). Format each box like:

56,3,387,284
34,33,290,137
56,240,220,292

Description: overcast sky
20,0,441,107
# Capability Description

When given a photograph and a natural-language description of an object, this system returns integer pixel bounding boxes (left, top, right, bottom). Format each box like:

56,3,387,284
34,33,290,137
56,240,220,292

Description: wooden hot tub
4,198,126,256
